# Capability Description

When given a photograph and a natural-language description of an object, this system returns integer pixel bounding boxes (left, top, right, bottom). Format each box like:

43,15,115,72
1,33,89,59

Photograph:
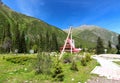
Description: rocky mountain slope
65,25,119,48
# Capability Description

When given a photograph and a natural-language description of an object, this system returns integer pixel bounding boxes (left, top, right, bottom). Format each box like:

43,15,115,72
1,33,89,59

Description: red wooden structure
59,27,81,59
60,38,81,53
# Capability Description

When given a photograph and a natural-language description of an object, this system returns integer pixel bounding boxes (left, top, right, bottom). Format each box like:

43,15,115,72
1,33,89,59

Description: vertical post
59,26,72,60
70,27,72,54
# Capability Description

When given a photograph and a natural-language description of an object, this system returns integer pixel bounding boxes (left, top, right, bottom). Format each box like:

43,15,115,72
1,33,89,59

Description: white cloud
15,0,46,18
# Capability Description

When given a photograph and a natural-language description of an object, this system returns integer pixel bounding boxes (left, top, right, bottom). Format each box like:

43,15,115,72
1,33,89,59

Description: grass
0,54,98,83
63,59,98,83
113,61,120,65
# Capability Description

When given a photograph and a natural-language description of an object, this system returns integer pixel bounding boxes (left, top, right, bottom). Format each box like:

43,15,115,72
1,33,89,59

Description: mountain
65,25,119,48
0,2,67,53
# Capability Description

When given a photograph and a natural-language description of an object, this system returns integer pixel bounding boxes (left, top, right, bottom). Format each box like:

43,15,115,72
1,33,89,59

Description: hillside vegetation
0,3,67,53
65,25,119,48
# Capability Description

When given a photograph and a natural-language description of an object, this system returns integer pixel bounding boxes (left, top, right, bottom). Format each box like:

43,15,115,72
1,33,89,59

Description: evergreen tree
51,33,58,51
45,31,50,51
2,22,12,52
108,40,112,53
54,34,59,51
14,24,20,51
96,37,104,54
39,34,44,51
19,31,27,53
108,41,112,49
5,23,11,38
70,60,78,71
52,61,64,81
116,35,120,54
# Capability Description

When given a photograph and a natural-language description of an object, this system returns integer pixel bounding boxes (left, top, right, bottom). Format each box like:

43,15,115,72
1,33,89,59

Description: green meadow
0,53,98,83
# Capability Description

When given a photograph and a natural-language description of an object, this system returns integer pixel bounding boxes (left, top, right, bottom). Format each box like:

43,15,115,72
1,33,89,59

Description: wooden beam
59,26,72,60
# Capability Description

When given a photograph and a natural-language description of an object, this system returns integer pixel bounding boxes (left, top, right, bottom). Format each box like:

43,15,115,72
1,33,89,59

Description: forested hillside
0,2,67,53
65,25,119,48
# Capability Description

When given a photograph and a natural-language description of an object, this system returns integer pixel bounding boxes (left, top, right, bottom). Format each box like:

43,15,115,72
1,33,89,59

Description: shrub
35,52,52,75
81,57,87,66
63,53,72,63
85,54,91,62
5,56,35,65
32,44,38,53
52,61,64,81
70,60,78,71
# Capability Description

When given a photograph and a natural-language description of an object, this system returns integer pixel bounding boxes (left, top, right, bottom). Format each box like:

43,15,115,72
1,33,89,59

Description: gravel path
87,77,120,83
88,54,120,83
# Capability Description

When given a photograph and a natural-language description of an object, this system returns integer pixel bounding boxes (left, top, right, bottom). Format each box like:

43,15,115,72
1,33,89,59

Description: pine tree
108,41,112,49
3,23,12,52
45,31,50,51
54,34,59,51
116,35,120,54
14,24,20,51
39,34,44,51
108,41,112,53
52,61,64,81
5,23,11,38
96,37,104,54
51,33,58,51
70,60,78,71
19,31,27,53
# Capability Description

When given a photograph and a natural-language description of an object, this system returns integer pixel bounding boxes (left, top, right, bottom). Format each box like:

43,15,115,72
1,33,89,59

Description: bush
85,54,91,62
35,52,52,75
5,56,35,65
70,60,78,71
32,44,38,53
63,53,73,63
52,61,64,81
81,57,87,66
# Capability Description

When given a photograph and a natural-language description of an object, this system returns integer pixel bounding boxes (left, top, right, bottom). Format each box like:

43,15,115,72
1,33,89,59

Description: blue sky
2,0,120,33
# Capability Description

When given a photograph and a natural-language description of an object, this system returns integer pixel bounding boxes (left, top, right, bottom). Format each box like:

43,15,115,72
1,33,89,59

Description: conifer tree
51,33,58,51
96,37,104,54
37,33,44,52
14,24,20,51
108,40,112,53
108,41,112,49
116,35,120,54
5,23,11,38
3,23,12,52
52,61,64,81
45,31,50,51
19,31,27,53
70,60,78,71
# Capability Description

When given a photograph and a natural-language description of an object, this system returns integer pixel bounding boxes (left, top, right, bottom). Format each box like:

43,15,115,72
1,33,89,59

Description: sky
2,0,120,33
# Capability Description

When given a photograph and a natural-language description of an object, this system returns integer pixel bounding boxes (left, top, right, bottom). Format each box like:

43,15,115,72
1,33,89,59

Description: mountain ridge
65,25,119,48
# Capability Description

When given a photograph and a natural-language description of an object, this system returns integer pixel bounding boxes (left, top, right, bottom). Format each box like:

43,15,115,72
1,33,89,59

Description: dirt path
87,77,120,83
88,54,120,83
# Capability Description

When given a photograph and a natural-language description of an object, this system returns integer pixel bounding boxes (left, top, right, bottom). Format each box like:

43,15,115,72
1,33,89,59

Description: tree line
96,34,120,54
0,22,59,53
